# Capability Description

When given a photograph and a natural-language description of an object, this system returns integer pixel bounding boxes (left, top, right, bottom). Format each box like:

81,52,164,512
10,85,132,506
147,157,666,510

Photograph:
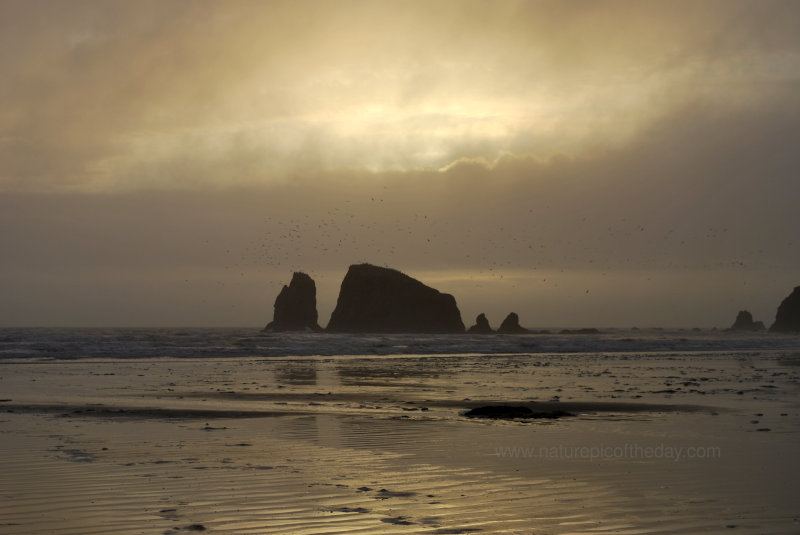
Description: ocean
1,327,798,360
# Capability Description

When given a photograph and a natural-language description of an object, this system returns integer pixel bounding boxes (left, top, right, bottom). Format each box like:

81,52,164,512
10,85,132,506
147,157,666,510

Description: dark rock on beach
467,313,495,334
264,272,323,332
770,286,800,333
326,264,465,333
464,405,574,419
497,312,528,334
729,310,765,331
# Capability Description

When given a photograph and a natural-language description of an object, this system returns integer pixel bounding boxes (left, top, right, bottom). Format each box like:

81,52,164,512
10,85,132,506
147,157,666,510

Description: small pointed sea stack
497,312,528,334
729,310,765,331
264,272,322,332
467,313,495,334
770,286,800,333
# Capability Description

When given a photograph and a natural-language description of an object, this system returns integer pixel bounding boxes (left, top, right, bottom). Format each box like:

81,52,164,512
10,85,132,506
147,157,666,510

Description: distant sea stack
559,328,601,335
467,313,494,334
326,264,465,333
729,310,765,331
497,312,528,334
263,272,322,332
770,286,800,333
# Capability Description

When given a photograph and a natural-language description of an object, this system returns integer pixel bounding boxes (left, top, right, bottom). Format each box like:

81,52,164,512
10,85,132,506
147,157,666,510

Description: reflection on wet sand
337,358,453,388
274,362,318,385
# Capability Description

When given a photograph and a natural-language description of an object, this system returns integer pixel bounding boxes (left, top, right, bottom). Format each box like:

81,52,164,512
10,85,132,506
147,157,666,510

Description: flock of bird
210,195,762,295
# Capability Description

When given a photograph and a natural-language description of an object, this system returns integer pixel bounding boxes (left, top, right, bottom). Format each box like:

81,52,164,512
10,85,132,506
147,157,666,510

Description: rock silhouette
326,264,465,333
559,328,601,335
263,272,322,332
729,310,765,331
770,286,800,333
467,313,495,334
497,312,528,334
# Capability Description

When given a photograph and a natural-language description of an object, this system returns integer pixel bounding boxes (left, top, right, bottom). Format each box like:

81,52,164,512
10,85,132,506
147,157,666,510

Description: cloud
2,89,799,326
2,0,799,192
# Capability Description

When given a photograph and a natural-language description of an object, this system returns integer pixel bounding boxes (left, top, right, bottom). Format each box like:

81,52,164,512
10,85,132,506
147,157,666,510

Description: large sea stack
770,286,800,333
263,272,322,332
326,264,465,333
729,310,765,331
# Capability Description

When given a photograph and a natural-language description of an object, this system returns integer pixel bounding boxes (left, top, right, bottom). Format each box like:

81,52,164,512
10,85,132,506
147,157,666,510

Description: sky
1,0,799,328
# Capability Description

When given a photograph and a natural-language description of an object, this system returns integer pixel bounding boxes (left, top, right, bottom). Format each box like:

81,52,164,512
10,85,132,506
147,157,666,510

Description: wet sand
1,351,799,533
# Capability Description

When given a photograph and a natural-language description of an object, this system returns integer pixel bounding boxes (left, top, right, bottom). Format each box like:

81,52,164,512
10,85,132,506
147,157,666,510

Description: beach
1,330,799,534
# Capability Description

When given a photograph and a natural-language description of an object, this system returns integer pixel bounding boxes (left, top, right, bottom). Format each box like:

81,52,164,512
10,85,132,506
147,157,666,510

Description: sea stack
467,313,495,334
263,272,322,332
497,312,528,334
326,264,465,333
729,310,765,331
769,286,800,333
